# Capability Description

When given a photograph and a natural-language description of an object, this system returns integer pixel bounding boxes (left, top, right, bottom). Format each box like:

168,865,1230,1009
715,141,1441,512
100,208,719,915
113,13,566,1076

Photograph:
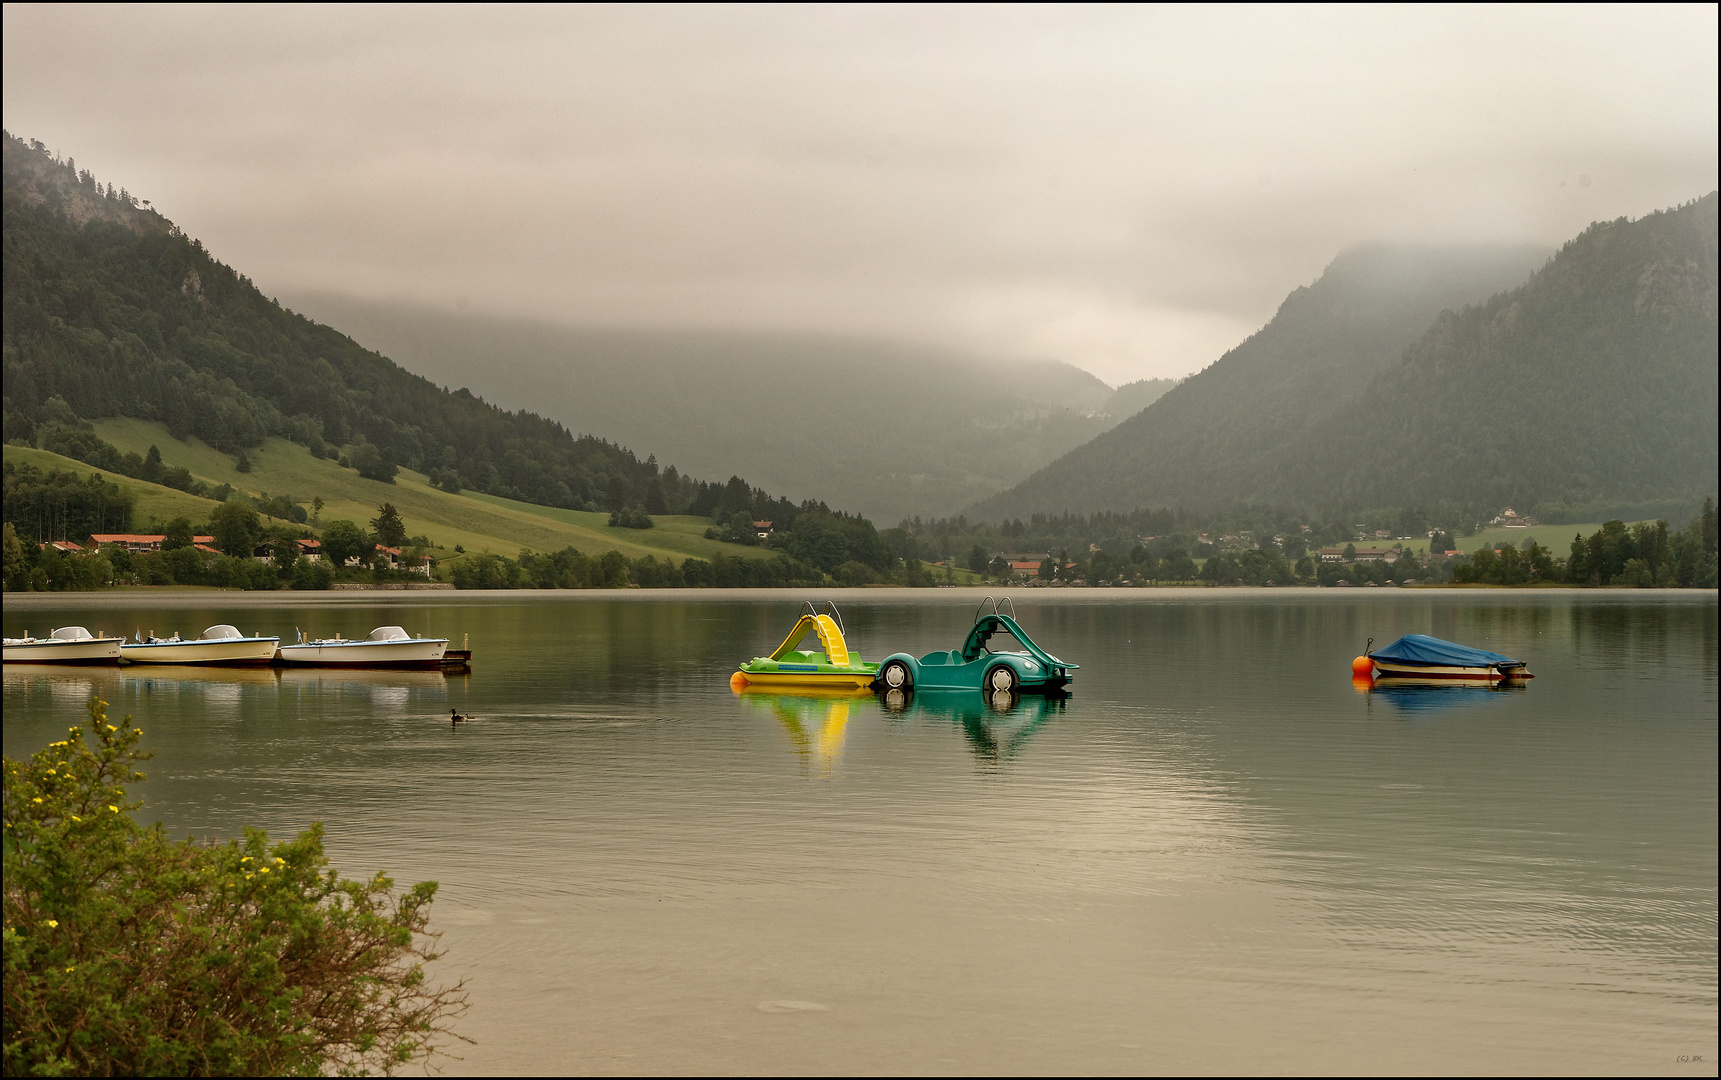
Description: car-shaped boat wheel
874,597,1076,694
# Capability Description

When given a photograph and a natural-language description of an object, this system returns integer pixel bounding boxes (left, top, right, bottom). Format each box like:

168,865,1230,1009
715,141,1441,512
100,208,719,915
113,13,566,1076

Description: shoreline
4,585,1714,610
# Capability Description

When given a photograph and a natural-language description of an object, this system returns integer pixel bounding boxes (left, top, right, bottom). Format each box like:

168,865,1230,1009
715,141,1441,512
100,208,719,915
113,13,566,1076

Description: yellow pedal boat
731,602,879,690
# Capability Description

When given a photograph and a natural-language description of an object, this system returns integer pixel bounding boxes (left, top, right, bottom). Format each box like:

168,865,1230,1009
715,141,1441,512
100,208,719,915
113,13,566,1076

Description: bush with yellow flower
3,699,467,1075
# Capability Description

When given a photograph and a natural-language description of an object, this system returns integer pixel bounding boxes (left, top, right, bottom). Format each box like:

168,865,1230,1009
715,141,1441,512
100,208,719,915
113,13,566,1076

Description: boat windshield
202,624,242,640
978,624,1030,655
367,626,411,641
52,626,94,641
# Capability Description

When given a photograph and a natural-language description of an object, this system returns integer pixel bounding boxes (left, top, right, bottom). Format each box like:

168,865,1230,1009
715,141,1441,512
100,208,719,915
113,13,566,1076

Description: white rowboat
276,626,448,668
3,626,124,664
121,625,280,666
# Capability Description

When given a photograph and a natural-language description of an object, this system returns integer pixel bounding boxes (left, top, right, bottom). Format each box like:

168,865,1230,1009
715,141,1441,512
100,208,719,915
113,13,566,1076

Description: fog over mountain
284,294,1173,523
3,6,1714,387
975,194,1717,523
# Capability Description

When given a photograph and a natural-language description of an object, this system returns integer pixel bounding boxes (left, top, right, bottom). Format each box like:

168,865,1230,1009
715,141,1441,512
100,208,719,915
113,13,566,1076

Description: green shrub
3,700,467,1075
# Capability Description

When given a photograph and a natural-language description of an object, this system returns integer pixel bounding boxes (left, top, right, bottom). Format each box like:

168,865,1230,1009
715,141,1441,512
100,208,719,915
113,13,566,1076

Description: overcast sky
4,5,1716,385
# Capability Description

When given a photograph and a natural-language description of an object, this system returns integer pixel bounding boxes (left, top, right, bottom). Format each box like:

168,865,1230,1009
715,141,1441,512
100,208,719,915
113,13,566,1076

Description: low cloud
4,5,1714,383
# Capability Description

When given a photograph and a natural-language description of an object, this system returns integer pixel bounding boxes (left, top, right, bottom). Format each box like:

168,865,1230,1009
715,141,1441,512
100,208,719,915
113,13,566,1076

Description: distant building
1319,546,1401,563
752,520,774,541
45,540,84,554
1352,547,1400,563
1490,507,1540,528
91,533,215,552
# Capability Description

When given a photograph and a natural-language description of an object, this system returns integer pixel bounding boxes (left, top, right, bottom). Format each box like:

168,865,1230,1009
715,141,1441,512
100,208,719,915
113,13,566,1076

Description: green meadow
16,418,769,565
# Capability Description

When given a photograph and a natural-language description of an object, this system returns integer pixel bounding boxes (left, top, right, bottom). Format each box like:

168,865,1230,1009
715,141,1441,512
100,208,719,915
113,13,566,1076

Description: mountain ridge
0,130,841,531
968,242,1553,519
280,293,1170,524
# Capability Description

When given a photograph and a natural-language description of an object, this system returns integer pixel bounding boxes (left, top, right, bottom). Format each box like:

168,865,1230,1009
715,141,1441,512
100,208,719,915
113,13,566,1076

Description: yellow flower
70,815,81,823
31,798,42,804
64,966,75,974
241,856,252,863
108,805,119,812
258,866,270,874
46,769,56,776
45,919,58,929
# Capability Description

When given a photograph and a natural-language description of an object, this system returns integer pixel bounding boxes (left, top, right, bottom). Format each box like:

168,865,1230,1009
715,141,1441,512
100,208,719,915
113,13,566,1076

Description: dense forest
0,131,835,528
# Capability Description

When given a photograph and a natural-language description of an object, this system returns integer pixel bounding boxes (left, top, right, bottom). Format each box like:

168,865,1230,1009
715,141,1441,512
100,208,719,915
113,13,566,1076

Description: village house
1318,546,1402,563
91,533,216,553
752,520,774,541
1490,507,1540,528
250,538,326,562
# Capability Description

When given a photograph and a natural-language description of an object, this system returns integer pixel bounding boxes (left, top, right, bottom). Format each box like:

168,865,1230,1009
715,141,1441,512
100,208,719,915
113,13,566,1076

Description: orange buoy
729,671,749,692
1351,655,1374,677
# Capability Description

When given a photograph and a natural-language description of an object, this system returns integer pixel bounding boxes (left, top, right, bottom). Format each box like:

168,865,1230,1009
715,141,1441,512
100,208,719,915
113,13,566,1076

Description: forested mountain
970,243,1551,520
280,294,1152,524
974,196,1716,524
1102,377,1178,422
1,131,816,523
1288,194,1718,521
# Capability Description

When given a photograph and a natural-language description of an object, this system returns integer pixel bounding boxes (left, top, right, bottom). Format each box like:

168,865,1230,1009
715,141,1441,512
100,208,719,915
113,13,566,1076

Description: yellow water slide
814,614,850,666
769,613,851,664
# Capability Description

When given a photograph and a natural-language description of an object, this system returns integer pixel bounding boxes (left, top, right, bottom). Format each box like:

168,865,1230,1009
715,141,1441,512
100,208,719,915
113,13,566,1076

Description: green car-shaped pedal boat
877,597,1076,694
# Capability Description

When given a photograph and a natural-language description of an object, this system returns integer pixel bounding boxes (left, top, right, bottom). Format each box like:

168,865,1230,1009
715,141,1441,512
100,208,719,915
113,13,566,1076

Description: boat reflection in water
735,686,870,777
276,667,451,712
1359,674,1527,717
879,686,1066,767
737,683,1067,775
2,664,120,709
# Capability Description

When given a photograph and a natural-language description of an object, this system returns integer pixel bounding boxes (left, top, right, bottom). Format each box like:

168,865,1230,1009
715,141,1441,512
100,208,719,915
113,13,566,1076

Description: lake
4,589,1716,1075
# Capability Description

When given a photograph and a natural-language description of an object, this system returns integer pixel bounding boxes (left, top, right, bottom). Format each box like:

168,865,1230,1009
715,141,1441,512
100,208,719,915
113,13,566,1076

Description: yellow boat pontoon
731,601,879,691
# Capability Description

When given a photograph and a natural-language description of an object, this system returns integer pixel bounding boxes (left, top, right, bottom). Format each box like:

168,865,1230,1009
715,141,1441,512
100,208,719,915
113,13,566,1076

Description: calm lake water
4,589,1716,1075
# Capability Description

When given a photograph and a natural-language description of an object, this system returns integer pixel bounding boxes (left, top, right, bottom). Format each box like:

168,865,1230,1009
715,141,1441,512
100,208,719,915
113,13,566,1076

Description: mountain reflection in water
1,590,1714,1075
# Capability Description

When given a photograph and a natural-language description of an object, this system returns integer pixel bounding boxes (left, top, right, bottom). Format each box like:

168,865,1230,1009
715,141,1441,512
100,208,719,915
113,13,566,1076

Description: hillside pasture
88,419,763,563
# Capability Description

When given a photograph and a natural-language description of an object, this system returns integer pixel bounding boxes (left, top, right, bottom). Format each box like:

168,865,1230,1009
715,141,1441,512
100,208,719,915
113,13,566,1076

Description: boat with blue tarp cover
1366,634,1532,680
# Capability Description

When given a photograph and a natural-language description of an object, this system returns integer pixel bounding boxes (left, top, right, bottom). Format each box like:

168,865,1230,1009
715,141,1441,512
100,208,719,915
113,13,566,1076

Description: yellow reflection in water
737,687,868,778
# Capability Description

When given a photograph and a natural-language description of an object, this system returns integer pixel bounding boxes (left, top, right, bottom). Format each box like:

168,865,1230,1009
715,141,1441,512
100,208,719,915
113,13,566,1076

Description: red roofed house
91,533,215,553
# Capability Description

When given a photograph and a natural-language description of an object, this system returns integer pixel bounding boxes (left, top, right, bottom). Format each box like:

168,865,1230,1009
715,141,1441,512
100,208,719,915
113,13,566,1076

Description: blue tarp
1370,633,1520,668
